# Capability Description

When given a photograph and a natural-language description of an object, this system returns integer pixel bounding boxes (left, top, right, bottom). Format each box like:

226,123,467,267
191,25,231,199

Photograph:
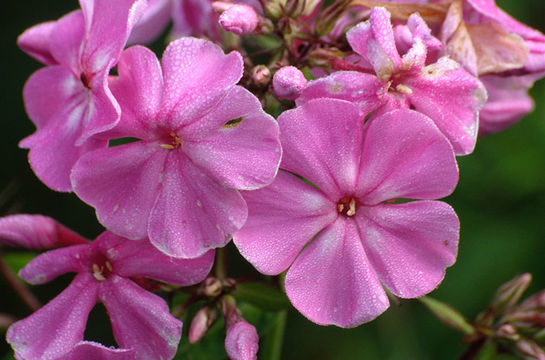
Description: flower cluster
5,0,545,358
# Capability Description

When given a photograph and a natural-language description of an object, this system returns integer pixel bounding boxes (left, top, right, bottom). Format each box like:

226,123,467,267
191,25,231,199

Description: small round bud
203,277,222,297
272,66,307,100
219,4,259,35
225,321,259,360
250,65,271,87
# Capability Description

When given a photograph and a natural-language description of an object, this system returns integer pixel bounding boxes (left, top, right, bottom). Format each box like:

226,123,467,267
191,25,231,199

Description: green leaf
474,340,498,360
3,252,36,274
232,282,291,311
419,296,475,336
1,353,15,360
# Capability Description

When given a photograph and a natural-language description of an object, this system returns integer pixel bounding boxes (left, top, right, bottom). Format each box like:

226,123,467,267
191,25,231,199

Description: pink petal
225,321,259,360
128,0,173,44
278,98,364,200
356,201,459,298
148,153,247,258
296,71,384,112
79,0,148,76
21,86,108,191
19,245,88,285
7,273,98,360
99,232,214,285
171,0,221,40
182,87,281,190
49,11,85,74
22,65,83,130
78,82,122,144
234,171,337,275
357,109,458,205
100,276,182,360
71,141,166,240
478,73,537,136
17,21,57,65
285,219,389,327
0,214,88,249
467,0,544,41
404,57,487,155
347,7,403,79
158,37,243,129
108,45,164,139
64,341,135,360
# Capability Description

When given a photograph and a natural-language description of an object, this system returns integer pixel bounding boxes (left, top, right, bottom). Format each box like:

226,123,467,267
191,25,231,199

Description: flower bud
188,306,218,344
203,277,223,297
272,66,307,100
211,1,234,13
491,273,532,316
495,324,519,341
219,4,259,35
225,321,259,360
516,339,545,360
518,289,545,313
250,65,271,87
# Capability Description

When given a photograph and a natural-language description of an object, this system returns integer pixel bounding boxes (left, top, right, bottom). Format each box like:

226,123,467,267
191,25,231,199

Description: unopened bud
225,320,259,360
219,4,259,35
491,273,532,316
518,289,545,313
272,66,307,100
516,339,545,360
496,324,519,341
250,65,271,87
308,47,345,69
203,277,223,297
188,306,218,344
315,0,350,36
212,1,234,13
221,295,243,328
264,0,285,19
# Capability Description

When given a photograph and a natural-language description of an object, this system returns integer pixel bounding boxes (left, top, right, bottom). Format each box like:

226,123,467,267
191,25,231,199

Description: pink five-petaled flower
234,99,460,327
17,0,147,191
71,38,281,259
440,0,545,135
298,7,487,156
2,214,214,360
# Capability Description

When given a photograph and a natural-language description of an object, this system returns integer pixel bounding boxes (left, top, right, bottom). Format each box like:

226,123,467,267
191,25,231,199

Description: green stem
0,254,40,312
261,310,287,360
215,247,227,279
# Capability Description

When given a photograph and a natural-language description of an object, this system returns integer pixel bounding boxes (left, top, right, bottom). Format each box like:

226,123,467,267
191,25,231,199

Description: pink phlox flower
128,0,262,44
234,98,460,327
71,38,281,259
440,0,545,134
298,7,487,156
17,0,148,191
2,214,214,360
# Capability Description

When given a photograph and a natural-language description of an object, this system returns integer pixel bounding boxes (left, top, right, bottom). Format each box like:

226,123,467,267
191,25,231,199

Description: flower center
91,259,114,282
337,196,357,217
80,73,92,89
160,131,182,150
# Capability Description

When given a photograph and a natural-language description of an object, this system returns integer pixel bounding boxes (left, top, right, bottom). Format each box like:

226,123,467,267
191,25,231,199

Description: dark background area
1,1,545,359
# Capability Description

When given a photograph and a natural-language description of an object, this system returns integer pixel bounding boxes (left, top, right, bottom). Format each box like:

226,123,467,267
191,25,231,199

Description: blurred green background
1,1,544,359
